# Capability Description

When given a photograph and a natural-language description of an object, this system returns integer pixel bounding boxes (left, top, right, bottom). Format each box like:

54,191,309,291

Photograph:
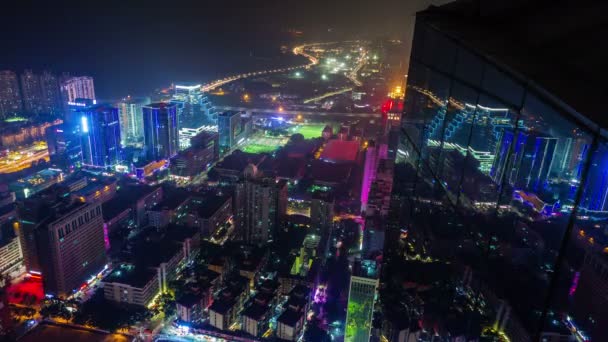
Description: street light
321,74,327,80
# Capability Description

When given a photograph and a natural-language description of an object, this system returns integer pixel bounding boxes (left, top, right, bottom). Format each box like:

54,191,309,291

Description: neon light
569,272,580,296
29,270,42,275
81,116,89,133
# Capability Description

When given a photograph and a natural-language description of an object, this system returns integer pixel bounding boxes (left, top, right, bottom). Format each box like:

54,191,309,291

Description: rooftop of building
114,184,160,204
72,179,115,196
311,160,352,185
241,302,270,320
277,306,304,326
214,151,266,173
285,296,307,311
143,102,176,109
101,197,131,221
258,279,280,295
288,285,310,300
218,110,244,118
102,263,157,288
320,139,359,163
176,293,201,308
129,225,198,267
151,187,191,211
189,194,230,219
208,298,236,315
418,0,608,131
19,322,132,342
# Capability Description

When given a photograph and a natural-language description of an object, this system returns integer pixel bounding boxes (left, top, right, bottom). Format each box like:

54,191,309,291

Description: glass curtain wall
385,20,606,342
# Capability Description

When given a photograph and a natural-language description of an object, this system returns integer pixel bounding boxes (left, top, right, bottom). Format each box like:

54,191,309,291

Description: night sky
0,0,447,98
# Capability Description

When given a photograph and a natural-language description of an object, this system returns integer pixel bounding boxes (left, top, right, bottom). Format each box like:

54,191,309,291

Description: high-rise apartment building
235,164,287,245
310,191,334,237
117,96,150,146
0,70,22,117
61,76,95,103
80,104,121,168
39,71,63,116
20,70,44,114
142,102,179,161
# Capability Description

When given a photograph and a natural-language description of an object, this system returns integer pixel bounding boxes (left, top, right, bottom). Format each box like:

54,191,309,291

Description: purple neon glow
103,223,110,251
360,146,378,210
313,285,327,304
569,271,580,296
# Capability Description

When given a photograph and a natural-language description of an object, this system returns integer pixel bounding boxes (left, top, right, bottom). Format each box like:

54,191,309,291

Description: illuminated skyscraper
142,102,179,161
45,123,83,172
491,130,557,192
218,110,251,155
0,70,22,116
345,258,379,342
580,144,608,211
81,104,121,168
171,84,213,129
117,96,150,145
61,76,95,103
20,70,44,114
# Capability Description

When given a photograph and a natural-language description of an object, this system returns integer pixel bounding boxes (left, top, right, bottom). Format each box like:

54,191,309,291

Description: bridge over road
213,106,380,118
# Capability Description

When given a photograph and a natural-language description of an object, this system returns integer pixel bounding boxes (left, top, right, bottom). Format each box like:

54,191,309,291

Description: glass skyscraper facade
142,102,179,161
384,4,608,342
80,104,121,168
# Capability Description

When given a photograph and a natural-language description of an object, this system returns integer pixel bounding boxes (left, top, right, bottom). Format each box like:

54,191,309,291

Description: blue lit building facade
80,104,121,168
218,110,251,156
142,102,179,161
387,3,608,342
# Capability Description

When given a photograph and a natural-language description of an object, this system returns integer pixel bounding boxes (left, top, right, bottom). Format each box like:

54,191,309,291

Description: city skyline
1,1,607,342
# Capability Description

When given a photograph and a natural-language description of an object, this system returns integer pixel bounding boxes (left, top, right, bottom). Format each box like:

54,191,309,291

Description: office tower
310,191,334,237
64,98,95,129
81,104,122,168
117,96,149,145
142,102,179,161
39,71,63,116
491,130,557,192
235,164,287,245
580,144,608,211
17,198,106,297
345,258,379,342
171,84,213,129
20,70,44,114
61,76,95,103
390,2,608,340
45,124,83,172
218,110,251,155
0,70,22,116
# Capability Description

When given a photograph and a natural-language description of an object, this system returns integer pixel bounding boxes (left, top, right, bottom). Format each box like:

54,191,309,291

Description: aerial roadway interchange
0,141,49,174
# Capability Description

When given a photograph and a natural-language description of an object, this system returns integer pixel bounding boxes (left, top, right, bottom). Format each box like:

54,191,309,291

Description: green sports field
291,123,334,139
